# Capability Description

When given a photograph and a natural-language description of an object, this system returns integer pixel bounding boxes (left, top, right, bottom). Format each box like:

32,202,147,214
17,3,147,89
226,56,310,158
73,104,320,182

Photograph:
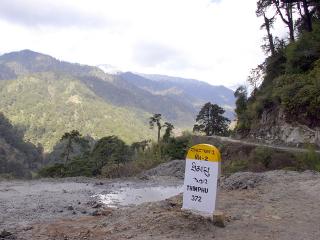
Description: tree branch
273,0,289,24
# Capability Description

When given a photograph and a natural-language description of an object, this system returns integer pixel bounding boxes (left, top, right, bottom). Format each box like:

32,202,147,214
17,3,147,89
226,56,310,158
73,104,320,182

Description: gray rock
87,200,103,209
94,182,104,186
212,211,226,228
220,172,266,190
67,205,74,211
141,160,185,179
0,230,15,240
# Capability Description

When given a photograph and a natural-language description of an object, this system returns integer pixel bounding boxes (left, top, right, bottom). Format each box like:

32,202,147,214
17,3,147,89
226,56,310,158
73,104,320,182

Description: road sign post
182,144,221,216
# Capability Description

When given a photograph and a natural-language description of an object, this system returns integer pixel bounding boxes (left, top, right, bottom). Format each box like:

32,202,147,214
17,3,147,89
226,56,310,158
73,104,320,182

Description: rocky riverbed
1,164,320,240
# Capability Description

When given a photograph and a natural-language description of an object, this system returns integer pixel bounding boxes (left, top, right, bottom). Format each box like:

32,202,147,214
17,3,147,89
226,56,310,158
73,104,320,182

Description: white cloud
0,0,286,87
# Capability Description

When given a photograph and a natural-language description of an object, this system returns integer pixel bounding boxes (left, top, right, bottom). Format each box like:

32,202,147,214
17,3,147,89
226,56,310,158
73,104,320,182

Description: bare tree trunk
302,0,313,32
286,3,295,42
157,127,161,143
264,14,275,55
65,138,71,164
274,0,295,42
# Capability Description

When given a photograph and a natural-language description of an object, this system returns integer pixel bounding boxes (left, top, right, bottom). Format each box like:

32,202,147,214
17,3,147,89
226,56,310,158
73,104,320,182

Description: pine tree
193,102,230,136
60,130,81,163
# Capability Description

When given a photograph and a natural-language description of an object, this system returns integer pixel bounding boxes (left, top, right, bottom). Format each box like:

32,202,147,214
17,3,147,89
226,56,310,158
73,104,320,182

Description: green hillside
0,72,154,150
235,1,320,138
0,112,42,178
0,50,198,127
0,49,235,151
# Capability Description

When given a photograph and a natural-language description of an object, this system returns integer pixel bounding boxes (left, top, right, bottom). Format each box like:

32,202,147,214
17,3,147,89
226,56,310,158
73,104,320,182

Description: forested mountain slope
0,50,235,150
0,72,153,150
0,112,42,177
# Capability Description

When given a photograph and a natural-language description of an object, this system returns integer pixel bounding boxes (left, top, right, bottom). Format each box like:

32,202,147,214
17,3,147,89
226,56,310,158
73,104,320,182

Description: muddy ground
1,169,320,240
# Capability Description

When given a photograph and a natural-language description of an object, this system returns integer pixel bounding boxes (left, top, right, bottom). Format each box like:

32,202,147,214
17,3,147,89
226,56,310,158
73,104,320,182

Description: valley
0,50,235,151
1,1,320,239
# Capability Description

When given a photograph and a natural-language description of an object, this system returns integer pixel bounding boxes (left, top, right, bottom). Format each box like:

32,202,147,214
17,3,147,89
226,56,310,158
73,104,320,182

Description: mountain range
0,50,235,151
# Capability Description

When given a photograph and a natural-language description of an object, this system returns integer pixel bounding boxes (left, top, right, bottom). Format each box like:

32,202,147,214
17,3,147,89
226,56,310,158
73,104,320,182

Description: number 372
191,195,202,202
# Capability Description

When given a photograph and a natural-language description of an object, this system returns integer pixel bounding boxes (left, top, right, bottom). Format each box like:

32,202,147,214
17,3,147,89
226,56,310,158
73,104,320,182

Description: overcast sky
0,0,286,88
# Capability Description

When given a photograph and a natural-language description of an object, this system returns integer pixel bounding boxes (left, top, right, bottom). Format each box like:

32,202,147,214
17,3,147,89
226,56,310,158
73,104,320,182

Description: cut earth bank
1,160,320,240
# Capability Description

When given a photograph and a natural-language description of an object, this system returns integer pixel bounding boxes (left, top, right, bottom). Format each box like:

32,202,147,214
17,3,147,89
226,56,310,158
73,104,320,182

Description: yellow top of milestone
186,144,221,162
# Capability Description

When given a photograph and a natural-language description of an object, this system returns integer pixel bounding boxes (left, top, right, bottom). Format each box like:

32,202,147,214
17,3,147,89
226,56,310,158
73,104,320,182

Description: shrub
131,142,167,171
100,163,137,178
250,147,272,170
267,152,296,169
223,159,249,174
295,145,320,171
38,163,66,178
286,23,320,74
64,157,95,177
91,136,131,174
247,147,297,172
38,157,96,177
0,173,16,180
273,63,320,127
161,133,192,160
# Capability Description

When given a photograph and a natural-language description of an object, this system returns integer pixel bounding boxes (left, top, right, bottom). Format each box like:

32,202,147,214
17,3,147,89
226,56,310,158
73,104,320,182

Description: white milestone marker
182,144,221,216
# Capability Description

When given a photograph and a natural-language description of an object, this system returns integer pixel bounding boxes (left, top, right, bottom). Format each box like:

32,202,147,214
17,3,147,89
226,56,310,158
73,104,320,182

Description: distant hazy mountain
96,64,122,75
119,72,235,119
0,50,235,150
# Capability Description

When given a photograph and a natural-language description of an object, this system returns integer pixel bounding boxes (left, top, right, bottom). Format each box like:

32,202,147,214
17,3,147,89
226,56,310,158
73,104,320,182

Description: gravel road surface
1,169,320,240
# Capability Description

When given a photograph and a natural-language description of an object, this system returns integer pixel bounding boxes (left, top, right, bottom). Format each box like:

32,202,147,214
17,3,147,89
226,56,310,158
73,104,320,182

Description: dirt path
1,170,320,240
203,135,320,153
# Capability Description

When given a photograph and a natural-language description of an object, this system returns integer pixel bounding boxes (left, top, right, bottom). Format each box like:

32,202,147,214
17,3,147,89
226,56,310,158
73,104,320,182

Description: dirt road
201,135,320,153
1,170,320,240
0,176,182,235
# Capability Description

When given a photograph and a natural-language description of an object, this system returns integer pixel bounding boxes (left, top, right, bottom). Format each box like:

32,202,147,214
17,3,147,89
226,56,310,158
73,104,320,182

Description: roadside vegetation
2,93,320,179
224,1,320,174
221,143,320,175
38,131,192,178
2,0,320,178
234,1,320,135
38,104,232,178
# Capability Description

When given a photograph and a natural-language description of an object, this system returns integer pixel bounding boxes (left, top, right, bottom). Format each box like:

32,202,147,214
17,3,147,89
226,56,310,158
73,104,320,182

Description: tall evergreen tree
274,0,295,42
60,130,81,163
91,135,130,175
257,0,295,42
149,113,163,143
193,102,230,136
297,0,313,32
163,122,174,142
247,64,265,91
